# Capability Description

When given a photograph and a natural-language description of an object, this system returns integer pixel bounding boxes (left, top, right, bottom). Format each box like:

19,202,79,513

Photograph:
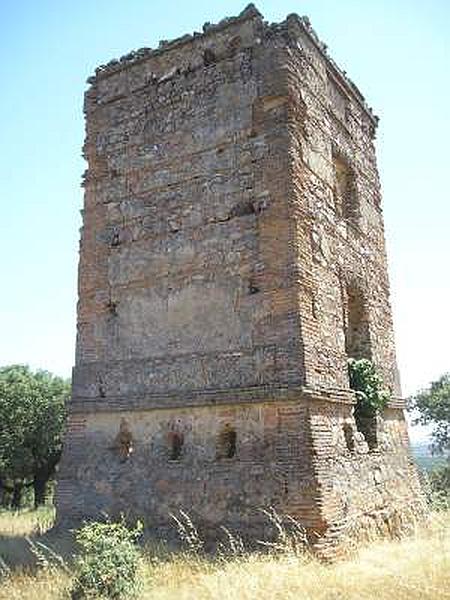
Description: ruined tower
57,5,424,555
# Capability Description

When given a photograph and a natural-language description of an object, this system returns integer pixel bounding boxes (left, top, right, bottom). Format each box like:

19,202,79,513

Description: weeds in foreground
170,510,204,554
257,507,309,556
170,507,308,558
0,509,449,600
0,555,11,579
217,526,246,558
26,538,69,575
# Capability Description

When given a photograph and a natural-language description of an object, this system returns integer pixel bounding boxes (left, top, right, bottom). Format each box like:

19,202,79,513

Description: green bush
426,464,450,510
409,372,450,455
348,358,390,417
71,519,143,599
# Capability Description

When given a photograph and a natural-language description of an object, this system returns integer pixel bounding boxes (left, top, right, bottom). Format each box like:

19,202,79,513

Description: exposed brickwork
56,5,425,556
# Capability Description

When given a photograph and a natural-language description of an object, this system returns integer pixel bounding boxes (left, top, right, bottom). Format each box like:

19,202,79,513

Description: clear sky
0,1,448,440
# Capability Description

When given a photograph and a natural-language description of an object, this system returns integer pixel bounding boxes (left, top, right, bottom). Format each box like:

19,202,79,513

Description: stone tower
57,5,424,555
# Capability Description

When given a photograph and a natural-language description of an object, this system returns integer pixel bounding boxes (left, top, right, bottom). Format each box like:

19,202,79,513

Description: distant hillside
411,442,448,472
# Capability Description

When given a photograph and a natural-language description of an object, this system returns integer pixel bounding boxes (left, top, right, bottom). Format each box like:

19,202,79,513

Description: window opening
168,432,184,461
344,284,377,449
332,151,359,226
344,285,371,360
216,425,237,459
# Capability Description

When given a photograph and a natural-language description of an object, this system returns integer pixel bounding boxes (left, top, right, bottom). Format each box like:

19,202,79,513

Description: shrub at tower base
71,520,143,600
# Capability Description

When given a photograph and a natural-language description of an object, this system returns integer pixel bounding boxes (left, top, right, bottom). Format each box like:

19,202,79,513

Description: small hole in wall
98,375,106,398
115,418,134,462
168,432,184,461
249,281,260,295
343,423,354,452
111,228,120,247
217,425,237,459
106,301,117,316
229,201,255,218
203,48,216,66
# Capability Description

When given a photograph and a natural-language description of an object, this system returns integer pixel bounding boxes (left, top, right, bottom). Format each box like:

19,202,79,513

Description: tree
410,373,450,455
0,365,69,508
409,373,450,506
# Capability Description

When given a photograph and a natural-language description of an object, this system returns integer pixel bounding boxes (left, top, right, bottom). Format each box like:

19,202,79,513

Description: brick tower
57,5,424,555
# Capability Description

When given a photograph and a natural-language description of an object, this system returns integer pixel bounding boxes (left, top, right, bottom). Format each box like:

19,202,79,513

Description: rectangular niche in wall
344,284,378,449
344,284,372,361
332,151,359,227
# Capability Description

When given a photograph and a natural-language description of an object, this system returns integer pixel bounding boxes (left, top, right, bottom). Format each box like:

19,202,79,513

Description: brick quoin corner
56,4,425,558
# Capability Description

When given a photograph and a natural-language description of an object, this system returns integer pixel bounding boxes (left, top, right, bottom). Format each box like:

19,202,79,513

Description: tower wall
57,6,424,555
72,8,303,407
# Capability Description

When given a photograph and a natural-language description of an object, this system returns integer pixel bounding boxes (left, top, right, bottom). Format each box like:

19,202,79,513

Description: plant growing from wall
348,359,390,448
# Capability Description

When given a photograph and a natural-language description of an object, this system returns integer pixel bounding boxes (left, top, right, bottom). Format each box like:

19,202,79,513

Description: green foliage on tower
348,358,390,417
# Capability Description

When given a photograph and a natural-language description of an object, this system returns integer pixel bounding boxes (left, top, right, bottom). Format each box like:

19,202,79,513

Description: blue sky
0,1,448,440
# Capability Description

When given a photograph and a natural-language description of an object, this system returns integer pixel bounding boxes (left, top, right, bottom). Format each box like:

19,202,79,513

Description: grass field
0,508,449,599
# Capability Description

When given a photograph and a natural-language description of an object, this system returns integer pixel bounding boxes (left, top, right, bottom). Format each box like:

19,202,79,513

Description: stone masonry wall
73,6,303,409
58,399,319,536
308,398,425,557
283,15,400,394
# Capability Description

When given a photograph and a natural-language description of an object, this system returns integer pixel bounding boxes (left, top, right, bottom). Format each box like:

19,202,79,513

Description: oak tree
0,365,69,508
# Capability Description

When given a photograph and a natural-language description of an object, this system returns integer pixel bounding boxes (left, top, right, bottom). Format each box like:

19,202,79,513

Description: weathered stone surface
57,5,424,557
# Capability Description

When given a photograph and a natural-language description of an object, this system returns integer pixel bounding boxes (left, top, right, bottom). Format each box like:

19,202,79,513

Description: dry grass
0,509,449,599
0,507,55,537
